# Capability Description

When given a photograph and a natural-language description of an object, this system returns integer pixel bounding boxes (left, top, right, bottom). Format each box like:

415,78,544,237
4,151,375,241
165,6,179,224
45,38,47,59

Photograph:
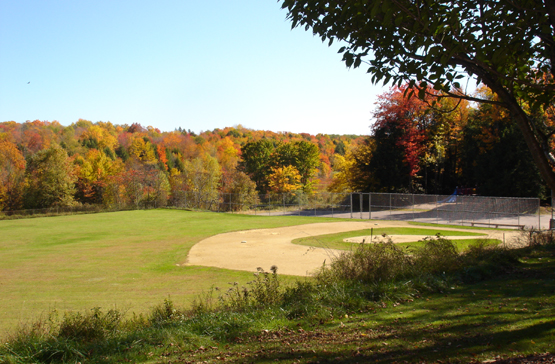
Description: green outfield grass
292,227,489,250
0,209,343,336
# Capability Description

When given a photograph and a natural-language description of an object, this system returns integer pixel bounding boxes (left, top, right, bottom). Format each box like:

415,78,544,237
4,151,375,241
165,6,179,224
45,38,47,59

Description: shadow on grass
218,253,555,363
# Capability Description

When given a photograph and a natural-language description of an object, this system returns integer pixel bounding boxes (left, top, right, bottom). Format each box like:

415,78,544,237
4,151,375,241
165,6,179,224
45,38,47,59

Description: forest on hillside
0,84,548,213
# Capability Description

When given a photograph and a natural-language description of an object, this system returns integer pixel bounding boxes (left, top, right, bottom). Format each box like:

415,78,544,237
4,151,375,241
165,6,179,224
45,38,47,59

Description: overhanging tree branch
281,0,555,191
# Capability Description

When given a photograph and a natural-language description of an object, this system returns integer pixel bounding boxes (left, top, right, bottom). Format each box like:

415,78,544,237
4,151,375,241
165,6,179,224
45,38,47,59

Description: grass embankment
292,227,495,251
0,209,341,335
2,230,554,363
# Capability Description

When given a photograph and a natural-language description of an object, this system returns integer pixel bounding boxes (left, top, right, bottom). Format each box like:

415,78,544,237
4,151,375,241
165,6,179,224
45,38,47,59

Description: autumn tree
289,140,320,189
129,135,156,162
240,139,320,193
328,141,375,193
281,0,555,193
421,95,469,194
0,141,26,210
268,165,302,194
79,124,118,155
460,93,546,198
370,85,431,192
181,155,222,209
239,139,275,192
220,170,258,211
74,149,123,204
24,144,77,209
123,159,169,208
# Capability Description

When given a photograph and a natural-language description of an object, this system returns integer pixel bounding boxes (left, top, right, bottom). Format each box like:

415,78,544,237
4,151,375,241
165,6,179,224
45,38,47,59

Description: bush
149,298,185,325
191,266,282,314
411,235,461,275
281,280,333,321
460,239,520,282
0,308,124,364
316,239,412,285
526,230,555,248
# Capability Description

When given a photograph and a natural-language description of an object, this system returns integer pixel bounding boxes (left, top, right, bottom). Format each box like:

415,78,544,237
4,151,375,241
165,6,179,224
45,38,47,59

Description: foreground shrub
191,266,282,315
57,307,123,342
526,229,555,248
316,239,411,285
0,308,126,364
411,235,461,275
312,236,523,304
460,239,521,282
149,298,185,325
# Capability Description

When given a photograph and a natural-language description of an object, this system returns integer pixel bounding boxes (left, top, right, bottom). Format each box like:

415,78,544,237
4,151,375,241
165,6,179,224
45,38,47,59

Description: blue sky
0,0,387,135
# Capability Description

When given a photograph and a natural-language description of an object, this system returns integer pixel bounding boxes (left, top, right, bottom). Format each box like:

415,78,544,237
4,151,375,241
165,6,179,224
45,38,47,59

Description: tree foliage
330,83,547,196
24,145,77,208
328,141,375,193
281,0,555,191
268,165,302,194
239,139,275,192
461,94,547,198
0,140,26,210
371,85,431,191
239,139,320,193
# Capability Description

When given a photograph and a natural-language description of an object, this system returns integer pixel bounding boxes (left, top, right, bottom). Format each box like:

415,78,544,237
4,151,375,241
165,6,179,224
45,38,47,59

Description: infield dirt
185,221,523,276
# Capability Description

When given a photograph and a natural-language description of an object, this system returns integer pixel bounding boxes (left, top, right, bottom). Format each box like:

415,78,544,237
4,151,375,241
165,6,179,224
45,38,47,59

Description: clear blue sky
0,0,387,135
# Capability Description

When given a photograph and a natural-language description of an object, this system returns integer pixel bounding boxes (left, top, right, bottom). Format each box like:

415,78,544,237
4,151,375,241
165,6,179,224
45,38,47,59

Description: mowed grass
292,227,489,251
0,209,342,336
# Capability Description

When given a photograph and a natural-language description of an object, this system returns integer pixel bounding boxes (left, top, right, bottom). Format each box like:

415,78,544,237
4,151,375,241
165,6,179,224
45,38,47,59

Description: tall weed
460,239,520,282
411,235,461,275
149,298,185,325
193,266,282,313
316,239,411,285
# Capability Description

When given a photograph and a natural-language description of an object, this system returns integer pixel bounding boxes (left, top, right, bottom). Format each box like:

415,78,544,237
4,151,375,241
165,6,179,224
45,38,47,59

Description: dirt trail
184,221,523,276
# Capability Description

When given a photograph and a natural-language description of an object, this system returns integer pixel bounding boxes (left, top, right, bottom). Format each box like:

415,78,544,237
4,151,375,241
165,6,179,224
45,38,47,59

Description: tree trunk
482,80,555,193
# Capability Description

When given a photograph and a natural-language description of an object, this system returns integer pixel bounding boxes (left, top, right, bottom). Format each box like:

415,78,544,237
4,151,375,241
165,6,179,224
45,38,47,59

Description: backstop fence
0,191,544,229
344,192,541,229
224,191,542,229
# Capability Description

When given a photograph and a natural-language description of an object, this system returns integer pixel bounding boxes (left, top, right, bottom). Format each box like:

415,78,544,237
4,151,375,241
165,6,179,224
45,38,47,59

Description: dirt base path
185,221,523,276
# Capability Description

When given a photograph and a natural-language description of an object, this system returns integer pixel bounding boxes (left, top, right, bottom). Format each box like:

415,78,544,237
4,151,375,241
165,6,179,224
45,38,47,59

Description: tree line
0,120,362,211
1,83,548,214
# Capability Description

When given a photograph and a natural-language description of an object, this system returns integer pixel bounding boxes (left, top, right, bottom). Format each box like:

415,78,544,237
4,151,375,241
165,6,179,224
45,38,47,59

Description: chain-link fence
215,191,542,229
244,192,351,217
347,192,541,229
0,191,544,229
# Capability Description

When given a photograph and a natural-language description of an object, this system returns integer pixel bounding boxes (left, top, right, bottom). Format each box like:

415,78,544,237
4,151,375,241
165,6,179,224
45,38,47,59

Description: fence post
389,193,392,216
369,193,372,220
539,198,541,229
412,193,415,221
350,193,353,219
517,198,520,227
331,193,334,218
436,194,439,225
360,193,363,219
